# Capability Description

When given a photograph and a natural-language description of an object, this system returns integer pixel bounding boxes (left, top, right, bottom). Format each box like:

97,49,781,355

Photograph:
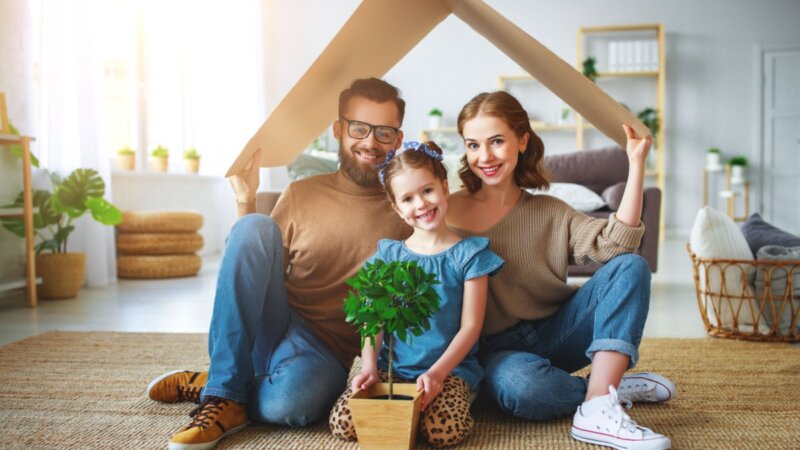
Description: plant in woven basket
1,168,122,254
343,259,441,399
1,168,122,299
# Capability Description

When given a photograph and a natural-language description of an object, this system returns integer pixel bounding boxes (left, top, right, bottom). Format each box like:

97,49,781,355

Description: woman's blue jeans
479,254,651,421
203,214,348,426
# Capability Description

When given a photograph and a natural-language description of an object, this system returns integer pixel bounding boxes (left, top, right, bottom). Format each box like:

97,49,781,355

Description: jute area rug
0,332,798,449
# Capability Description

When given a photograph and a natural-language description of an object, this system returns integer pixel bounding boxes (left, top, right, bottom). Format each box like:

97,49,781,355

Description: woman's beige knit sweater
452,191,644,335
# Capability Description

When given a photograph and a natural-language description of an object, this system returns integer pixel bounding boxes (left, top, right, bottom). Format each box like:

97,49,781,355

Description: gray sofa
543,146,661,275
255,146,660,275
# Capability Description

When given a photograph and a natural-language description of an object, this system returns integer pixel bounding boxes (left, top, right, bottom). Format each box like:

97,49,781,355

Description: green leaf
85,197,122,226
53,168,105,216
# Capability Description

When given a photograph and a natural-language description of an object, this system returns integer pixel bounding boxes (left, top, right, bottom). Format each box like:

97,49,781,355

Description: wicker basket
686,244,800,342
116,232,203,255
117,254,202,279
117,211,203,233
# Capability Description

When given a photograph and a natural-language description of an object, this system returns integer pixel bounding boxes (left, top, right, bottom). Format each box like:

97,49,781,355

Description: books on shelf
607,39,658,73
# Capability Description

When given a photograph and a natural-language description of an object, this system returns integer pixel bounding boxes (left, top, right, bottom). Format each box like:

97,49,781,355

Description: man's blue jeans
202,214,348,426
479,254,651,421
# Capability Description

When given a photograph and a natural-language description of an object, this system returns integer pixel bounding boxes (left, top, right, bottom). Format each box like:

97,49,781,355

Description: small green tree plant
707,147,721,154
343,259,441,399
0,168,122,253
117,147,135,156
428,108,443,117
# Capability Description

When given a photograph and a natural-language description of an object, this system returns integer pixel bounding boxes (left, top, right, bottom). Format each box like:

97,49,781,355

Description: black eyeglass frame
339,117,400,144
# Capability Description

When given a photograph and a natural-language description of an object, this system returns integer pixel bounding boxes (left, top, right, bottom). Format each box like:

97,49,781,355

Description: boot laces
187,396,228,430
178,385,202,403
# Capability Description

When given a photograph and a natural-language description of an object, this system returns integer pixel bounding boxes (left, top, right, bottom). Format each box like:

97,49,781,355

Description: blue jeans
203,214,348,426
480,254,651,421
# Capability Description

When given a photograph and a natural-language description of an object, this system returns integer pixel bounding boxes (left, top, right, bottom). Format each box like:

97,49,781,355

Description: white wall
0,0,35,283
261,0,800,236
111,172,237,256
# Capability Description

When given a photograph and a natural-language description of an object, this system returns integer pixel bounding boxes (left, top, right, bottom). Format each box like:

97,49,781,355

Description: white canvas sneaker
572,386,671,450
618,372,676,404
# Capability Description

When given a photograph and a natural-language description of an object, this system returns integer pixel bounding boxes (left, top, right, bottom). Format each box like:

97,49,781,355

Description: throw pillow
530,183,606,212
753,245,800,334
740,213,800,255
601,181,627,211
690,207,765,333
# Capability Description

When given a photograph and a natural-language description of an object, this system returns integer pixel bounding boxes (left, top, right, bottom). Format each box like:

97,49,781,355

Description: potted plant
343,259,441,450
150,145,169,172
582,56,598,83
637,107,660,141
428,108,443,129
728,155,748,185
116,147,136,171
706,147,722,171
183,147,201,174
1,168,122,299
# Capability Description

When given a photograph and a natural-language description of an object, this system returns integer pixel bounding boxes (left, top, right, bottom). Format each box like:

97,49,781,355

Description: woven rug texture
0,331,798,449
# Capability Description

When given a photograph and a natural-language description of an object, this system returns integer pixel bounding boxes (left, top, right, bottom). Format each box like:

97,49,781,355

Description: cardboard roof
226,0,648,177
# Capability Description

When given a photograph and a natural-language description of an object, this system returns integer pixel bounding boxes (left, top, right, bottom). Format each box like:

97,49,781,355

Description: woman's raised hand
623,124,652,168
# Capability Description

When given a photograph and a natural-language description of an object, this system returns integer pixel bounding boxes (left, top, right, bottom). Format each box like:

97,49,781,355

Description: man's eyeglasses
339,117,399,145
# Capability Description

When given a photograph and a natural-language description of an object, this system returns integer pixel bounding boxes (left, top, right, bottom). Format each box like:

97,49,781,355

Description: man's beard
338,142,382,187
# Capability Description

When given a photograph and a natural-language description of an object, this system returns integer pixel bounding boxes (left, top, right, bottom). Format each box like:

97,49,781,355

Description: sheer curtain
34,0,117,286
31,0,266,286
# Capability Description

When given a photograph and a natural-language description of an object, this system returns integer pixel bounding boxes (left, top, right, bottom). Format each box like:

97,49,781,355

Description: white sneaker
572,386,671,450
618,372,676,404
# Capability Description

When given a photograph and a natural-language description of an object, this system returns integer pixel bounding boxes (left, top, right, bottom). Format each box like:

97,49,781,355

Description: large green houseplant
1,168,122,299
343,259,441,450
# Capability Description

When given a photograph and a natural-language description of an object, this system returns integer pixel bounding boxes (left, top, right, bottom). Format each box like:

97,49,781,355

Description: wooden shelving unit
577,23,666,238
0,93,39,307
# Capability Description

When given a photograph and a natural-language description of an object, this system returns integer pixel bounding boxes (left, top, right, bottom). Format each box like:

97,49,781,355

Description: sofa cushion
601,181,627,211
753,245,800,334
690,207,763,333
740,213,800,255
543,146,628,194
529,183,606,212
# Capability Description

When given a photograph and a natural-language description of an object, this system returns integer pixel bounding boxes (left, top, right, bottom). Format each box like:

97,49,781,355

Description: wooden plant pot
184,158,200,174
116,154,135,171
349,382,422,450
35,252,86,299
150,156,168,172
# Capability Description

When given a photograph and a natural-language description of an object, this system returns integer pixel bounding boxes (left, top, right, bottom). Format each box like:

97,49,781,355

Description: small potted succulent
116,147,136,171
582,56,598,83
183,147,201,174
728,155,748,185
428,108,443,129
706,147,722,171
149,145,169,173
343,259,441,450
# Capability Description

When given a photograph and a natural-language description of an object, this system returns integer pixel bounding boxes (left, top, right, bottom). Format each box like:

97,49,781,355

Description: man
147,78,412,450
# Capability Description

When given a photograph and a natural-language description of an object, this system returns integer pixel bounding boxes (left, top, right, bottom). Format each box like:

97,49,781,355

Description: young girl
446,91,674,450
329,141,503,448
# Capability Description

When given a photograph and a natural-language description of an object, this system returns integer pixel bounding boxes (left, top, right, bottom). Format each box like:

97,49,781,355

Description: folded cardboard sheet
226,0,648,176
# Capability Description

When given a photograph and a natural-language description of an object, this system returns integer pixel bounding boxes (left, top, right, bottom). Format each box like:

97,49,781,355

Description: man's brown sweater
271,171,411,367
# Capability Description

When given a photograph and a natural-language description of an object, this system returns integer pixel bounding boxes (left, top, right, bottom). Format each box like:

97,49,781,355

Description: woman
446,91,674,450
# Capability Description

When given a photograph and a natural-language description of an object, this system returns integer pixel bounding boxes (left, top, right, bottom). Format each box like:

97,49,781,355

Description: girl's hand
416,370,445,412
351,369,378,392
623,124,652,168
228,148,262,204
